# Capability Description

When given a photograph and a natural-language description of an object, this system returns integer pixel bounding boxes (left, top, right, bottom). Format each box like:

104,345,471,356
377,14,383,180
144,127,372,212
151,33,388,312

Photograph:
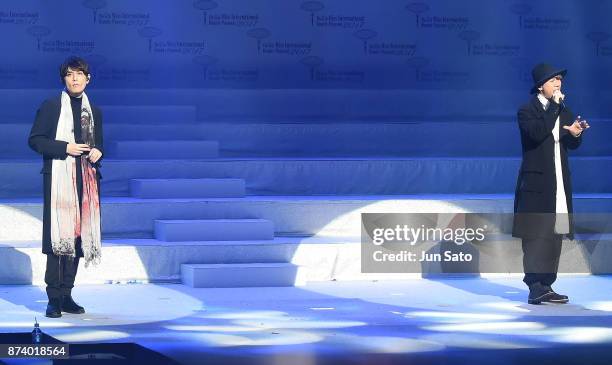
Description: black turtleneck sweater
69,94,84,145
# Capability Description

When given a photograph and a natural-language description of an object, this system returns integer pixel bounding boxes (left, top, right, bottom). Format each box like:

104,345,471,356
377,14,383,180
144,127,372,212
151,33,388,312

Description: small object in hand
575,115,587,129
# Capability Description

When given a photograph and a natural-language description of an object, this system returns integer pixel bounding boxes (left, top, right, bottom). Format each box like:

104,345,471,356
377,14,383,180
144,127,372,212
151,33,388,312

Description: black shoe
45,300,62,318
61,296,85,314
527,283,554,305
542,286,569,304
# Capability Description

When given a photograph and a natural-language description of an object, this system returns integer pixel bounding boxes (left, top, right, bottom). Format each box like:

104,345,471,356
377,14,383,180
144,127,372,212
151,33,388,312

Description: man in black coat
512,63,589,304
28,57,103,318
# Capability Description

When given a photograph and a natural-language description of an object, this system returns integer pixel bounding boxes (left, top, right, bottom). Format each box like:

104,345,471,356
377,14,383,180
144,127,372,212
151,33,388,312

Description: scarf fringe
51,238,77,257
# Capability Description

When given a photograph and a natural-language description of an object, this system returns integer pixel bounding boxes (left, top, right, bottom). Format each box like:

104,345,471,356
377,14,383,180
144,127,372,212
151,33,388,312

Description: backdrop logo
314,15,365,29
354,29,416,58
406,3,469,31
86,54,107,76
458,30,480,55
207,68,258,83
421,16,469,31
406,57,430,81
138,26,163,52
0,10,39,25
509,3,531,28
193,55,217,80
353,29,377,54
472,42,520,57
247,28,271,53
96,11,150,27
300,1,325,26
82,0,107,24
193,0,218,25
511,4,570,31
40,40,95,54
587,31,610,56
300,56,323,80
406,2,430,27
300,56,364,83
509,57,532,83
27,25,51,51
300,1,365,29
153,40,206,55
406,56,469,84
194,1,257,27
193,55,258,83
208,13,258,27
262,41,312,56
96,66,151,83
369,42,416,57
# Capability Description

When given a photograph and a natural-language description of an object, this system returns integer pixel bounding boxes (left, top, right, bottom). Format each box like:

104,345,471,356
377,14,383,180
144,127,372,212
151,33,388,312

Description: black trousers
521,235,562,287
45,253,80,301
44,157,86,301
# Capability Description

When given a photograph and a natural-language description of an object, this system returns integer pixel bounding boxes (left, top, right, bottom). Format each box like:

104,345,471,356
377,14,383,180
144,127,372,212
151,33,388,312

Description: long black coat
28,95,104,255
512,95,582,240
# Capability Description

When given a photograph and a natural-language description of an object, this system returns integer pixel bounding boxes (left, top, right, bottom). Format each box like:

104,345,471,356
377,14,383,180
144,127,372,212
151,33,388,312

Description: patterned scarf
50,90,102,266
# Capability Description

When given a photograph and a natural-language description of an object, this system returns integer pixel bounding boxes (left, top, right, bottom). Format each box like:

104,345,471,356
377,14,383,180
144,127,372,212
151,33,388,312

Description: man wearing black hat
512,63,589,304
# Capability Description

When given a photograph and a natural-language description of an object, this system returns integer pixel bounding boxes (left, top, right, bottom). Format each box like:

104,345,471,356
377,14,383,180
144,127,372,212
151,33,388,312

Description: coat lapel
530,95,545,117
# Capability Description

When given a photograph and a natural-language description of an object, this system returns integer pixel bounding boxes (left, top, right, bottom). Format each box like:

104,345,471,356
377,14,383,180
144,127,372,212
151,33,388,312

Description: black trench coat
28,95,104,256
512,95,582,240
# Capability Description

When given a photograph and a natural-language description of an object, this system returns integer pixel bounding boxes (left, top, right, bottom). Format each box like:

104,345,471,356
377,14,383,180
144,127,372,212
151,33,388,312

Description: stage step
101,105,196,124
108,140,219,159
2,89,612,123
130,178,246,198
198,120,612,157
154,219,275,242
0,123,207,159
3,157,611,198
181,263,298,288
1,234,611,285
4,120,609,158
3,195,611,241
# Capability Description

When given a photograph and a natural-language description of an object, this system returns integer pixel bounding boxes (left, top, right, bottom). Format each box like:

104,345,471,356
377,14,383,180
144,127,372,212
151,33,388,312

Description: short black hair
59,56,90,82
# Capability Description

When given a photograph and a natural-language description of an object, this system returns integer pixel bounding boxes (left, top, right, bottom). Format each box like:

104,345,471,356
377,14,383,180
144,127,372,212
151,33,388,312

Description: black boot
45,298,62,318
61,295,85,314
527,282,554,304
542,285,569,304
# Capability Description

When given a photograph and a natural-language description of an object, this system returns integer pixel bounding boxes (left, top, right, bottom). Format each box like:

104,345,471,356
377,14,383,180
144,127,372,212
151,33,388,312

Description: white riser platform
181,263,297,288
154,219,274,242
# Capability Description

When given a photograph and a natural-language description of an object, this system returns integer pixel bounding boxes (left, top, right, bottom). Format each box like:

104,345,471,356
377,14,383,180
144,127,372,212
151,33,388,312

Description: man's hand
88,147,103,163
563,115,590,137
552,90,565,105
66,143,91,157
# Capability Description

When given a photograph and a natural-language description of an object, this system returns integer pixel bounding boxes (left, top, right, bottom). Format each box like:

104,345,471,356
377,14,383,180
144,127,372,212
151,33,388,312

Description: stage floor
1,276,612,364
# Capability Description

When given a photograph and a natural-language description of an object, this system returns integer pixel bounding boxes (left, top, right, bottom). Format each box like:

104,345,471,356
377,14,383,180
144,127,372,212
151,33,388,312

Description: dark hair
59,56,90,82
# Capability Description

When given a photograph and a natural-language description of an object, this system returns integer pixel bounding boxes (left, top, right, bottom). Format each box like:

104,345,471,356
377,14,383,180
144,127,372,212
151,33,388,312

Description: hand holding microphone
552,89,565,108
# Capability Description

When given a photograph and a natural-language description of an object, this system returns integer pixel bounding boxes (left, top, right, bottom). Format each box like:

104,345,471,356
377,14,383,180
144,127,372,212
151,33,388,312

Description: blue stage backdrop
0,0,611,92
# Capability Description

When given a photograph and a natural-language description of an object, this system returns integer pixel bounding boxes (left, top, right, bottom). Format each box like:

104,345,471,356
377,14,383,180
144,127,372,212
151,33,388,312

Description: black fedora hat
531,63,567,94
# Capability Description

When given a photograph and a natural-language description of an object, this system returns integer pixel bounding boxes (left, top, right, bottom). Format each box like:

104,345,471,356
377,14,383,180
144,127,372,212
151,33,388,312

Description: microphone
554,90,565,109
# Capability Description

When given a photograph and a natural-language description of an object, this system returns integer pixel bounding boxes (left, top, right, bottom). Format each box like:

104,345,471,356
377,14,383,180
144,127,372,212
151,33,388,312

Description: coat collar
529,94,571,125
530,95,545,116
